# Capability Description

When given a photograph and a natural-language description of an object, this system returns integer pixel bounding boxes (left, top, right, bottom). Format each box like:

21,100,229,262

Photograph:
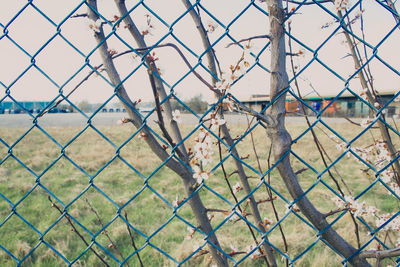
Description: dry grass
0,117,399,266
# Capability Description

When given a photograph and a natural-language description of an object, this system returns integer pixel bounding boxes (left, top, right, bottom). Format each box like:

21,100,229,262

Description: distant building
0,101,51,114
239,91,399,117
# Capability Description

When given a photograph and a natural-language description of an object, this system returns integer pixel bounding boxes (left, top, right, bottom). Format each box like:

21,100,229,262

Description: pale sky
0,0,399,105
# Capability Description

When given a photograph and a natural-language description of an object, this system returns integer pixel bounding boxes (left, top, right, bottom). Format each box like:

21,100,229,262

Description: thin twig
226,35,270,48
183,1,277,264
84,199,128,266
267,143,289,267
229,96,275,125
217,127,267,264
287,20,361,248
48,196,110,267
124,212,144,267
360,248,400,259
324,207,349,218
206,208,230,215
71,13,88,18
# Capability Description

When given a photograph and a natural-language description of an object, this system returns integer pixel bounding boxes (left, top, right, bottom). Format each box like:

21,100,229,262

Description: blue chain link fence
1,0,400,266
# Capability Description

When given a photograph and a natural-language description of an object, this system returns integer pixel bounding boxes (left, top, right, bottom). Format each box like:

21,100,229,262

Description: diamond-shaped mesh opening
201,0,259,28
230,122,272,172
66,187,117,236
18,242,65,266
375,33,400,73
268,209,320,264
87,216,148,265
226,4,269,40
4,4,56,55
53,5,101,55
41,213,92,263
212,214,269,265
0,38,31,87
35,35,85,86
12,186,62,234
0,157,36,205
0,1,26,24
7,67,59,107
121,187,171,237
118,132,167,176
292,240,344,266
11,127,60,174
63,127,116,176
146,216,200,263
32,1,80,26
0,212,39,263
39,157,89,206
91,158,145,205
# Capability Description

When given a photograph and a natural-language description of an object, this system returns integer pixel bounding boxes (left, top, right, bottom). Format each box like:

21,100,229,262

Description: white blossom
352,146,373,163
375,213,400,232
192,165,209,184
336,142,347,151
232,182,242,193
88,19,102,33
185,226,198,241
192,129,214,166
360,117,373,128
389,182,400,196
335,0,349,10
215,71,236,91
206,20,219,33
246,245,261,259
394,92,400,102
374,140,391,168
210,116,226,130
331,195,376,218
380,170,394,183
329,134,340,142
117,117,129,125
172,110,182,123
172,194,179,207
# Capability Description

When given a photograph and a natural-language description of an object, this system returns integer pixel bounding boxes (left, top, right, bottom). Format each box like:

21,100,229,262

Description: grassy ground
0,117,399,266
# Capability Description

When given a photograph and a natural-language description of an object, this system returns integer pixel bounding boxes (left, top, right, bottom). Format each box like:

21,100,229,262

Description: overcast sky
0,0,399,105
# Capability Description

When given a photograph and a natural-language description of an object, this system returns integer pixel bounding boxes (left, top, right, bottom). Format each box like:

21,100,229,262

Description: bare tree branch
360,248,400,259
282,0,333,5
124,212,144,267
226,35,270,48
109,1,227,266
84,199,129,266
181,1,278,266
264,0,370,265
338,10,400,188
114,0,188,162
228,95,275,125
48,196,110,267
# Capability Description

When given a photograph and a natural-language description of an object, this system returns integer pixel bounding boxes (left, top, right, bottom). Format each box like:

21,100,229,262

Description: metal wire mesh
1,0,400,266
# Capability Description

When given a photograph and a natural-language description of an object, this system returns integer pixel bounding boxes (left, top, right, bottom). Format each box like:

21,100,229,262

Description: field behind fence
1,0,400,266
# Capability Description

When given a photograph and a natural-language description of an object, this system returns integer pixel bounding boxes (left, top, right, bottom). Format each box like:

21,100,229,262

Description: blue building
0,101,51,114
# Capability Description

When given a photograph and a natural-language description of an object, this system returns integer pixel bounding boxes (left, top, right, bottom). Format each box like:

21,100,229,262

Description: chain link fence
1,0,400,266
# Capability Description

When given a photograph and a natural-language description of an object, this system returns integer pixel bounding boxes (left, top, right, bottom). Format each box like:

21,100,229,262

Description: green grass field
0,118,399,266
